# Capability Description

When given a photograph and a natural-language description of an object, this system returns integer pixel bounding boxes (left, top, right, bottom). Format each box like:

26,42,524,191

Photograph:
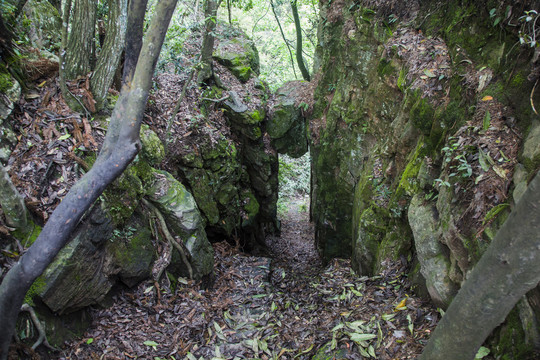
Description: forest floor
55,196,441,360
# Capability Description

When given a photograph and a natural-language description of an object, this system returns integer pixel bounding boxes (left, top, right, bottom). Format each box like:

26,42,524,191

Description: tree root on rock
143,198,194,280
19,304,56,351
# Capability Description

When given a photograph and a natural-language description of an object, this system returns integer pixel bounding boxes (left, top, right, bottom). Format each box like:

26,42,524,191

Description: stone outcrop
310,0,540,356
267,81,309,158
214,36,260,83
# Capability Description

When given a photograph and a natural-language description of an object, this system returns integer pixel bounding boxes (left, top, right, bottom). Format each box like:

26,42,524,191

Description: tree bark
197,0,219,84
419,172,540,360
290,0,309,81
0,0,178,357
270,0,297,80
91,0,128,110
64,0,97,80
122,0,149,84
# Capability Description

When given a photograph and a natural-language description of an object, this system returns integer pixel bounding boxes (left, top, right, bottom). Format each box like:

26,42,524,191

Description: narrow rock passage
61,199,439,359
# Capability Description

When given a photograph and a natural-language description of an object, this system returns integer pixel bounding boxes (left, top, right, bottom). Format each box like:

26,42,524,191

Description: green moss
249,110,263,124
243,191,259,218
510,73,526,88
24,275,47,306
393,138,427,201
494,308,533,359
104,164,145,225
140,124,165,165
410,94,435,135
12,222,41,246
377,58,396,78
397,67,408,92
480,81,505,102
0,72,14,93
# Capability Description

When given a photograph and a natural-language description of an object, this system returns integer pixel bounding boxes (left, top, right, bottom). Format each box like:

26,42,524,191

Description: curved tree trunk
122,0,149,84
0,0,178,357
290,0,310,81
64,0,97,80
91,0,128,110
419,172,540,360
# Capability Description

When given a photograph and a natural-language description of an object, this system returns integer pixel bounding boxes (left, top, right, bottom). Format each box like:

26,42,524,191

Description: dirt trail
56,199,438,360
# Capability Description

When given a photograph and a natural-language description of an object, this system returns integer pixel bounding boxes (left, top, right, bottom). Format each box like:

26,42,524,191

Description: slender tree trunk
64,0,97,80
270,0,297,80
227,0,231,24
91,0,128,110
0,0,178,357
290,0,309,81
59,0,81,110
197,0,219,84
122,0,149,84
419,172,540,360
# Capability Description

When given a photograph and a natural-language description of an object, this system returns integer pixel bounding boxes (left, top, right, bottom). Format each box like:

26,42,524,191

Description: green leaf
478,149,491,172
368,345,376,357
86,338,94,345
424,69,436,78
143,340,158,350
407,314,414,335
493,165,507,179
483,110,491,130
382,313,396,321
59,133,71,141
349,333,377,343
475,346,490,359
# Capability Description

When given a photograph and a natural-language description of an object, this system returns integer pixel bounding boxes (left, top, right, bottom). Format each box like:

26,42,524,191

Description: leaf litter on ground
61,198,439,360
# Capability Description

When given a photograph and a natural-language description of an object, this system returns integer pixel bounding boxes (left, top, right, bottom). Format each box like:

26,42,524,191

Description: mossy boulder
140,123,165,165
223,91,265,140
268,81,309,158
106,213,155,287
21,0,61,50
352,206,389,275
37,205,117,313
214,37,260,83
146,169,214,280
408,194,458,308
0,75,20,163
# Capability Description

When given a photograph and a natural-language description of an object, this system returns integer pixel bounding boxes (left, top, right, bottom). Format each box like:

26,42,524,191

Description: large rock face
310,0,540,355
26,126,214,343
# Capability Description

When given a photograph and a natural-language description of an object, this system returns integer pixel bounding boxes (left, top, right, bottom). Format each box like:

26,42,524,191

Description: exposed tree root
142,198,194,280
20,304,56,351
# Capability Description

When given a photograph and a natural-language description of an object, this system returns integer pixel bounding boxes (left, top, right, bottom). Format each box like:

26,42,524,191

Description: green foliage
278,152,310,198
228,0,318,89
409,95,435,135
0,72,14,93
518,10,540,48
